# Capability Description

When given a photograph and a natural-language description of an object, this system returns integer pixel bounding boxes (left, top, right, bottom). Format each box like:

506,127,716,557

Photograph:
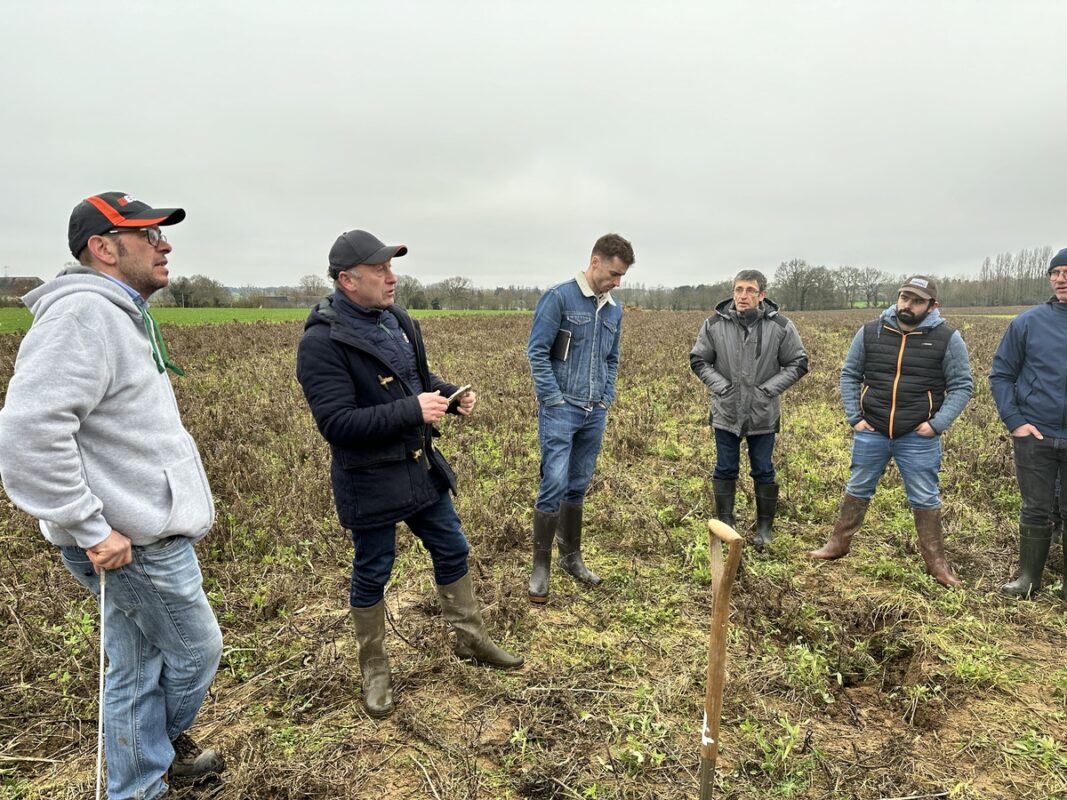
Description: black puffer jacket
296,297,460,531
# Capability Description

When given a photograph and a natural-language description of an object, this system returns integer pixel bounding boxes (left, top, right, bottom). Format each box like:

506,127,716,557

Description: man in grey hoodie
690,269,809,549
0,192,223,800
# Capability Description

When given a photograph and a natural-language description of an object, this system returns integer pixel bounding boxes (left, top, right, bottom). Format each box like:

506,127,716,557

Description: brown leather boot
809,494,868,559
913,507,962,588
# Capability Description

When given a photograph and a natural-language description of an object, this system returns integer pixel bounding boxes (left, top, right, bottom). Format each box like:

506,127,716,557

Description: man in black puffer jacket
296,229,522,719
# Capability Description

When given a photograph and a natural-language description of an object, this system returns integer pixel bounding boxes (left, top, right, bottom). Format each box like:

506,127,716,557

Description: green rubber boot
1000,524,1053,599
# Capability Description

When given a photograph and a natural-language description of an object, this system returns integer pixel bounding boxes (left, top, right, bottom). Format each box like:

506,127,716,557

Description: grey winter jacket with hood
0,267,214,549
689,297,809,436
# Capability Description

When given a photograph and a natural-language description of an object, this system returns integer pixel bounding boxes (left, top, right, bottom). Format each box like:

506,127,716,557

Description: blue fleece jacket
989,299,1067,438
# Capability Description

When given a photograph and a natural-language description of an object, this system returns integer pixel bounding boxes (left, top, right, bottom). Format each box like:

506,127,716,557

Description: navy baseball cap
328,230,407,278
69,192,185,258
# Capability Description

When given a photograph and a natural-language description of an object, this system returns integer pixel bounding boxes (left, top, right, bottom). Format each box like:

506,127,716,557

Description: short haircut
592,233,635,266
734,269,767,292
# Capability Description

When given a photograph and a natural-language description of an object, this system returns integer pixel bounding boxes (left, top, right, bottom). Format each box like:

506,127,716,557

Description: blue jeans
350,476,470,607
60,537,222,800
535,401,607,512
845,429,942,509
1012,434,1067,526
712,429,776,484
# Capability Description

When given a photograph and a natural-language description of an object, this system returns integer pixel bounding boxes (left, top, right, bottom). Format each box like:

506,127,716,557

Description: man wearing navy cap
990,249,1067,599
0,192,224,799
296,230,523,719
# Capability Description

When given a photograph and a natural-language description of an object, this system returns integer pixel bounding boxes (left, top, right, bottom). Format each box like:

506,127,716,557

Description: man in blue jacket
810,276,973,587
526,233,634,604
296,230,522,719
989,249,1067,600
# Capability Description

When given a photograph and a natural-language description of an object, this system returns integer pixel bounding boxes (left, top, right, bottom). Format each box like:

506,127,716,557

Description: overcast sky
3,1,1066,290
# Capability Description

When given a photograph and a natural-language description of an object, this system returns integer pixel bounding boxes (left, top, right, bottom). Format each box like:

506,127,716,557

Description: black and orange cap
68,191,186,257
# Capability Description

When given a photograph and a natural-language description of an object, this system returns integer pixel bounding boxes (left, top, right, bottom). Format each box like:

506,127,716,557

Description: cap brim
363,244,407,264
110,207,186,228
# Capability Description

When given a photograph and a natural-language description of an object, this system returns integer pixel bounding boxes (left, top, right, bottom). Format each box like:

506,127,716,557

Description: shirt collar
575,270,616,306
101,273,148,308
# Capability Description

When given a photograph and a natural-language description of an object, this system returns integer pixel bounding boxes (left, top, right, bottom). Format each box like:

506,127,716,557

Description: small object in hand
447,384,473,404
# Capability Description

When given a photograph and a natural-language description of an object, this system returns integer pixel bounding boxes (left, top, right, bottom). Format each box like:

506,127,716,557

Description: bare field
0,310,1064,800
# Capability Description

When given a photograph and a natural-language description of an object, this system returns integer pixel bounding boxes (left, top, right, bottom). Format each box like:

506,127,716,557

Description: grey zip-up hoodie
0,269,214,549
689,297,809,436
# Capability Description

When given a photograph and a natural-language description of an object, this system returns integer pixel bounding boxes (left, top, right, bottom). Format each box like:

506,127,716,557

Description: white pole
95,569,106,800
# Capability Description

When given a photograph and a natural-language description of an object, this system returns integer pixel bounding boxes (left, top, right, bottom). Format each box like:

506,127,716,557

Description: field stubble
0,309,1065,799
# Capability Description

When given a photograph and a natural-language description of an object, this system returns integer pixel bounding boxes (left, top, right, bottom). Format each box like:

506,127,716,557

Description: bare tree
296,274,329,304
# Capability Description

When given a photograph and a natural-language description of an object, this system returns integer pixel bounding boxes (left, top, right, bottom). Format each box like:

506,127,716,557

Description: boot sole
364,703,394,719
528,594,548,605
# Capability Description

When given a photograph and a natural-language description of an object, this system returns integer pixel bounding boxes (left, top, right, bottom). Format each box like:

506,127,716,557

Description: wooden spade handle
699,519,744,798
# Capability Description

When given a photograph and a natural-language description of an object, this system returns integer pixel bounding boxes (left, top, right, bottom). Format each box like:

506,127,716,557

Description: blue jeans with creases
60,537,222,800
350,473,470,607
845,428,942,508
535,400,607,512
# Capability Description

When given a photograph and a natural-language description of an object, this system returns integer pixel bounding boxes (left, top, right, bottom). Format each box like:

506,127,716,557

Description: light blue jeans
845,428,942,509
535,400,608,512
60,537,222,800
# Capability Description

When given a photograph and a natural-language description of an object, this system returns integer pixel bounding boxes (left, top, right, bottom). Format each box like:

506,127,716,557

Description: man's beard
897,308,928,326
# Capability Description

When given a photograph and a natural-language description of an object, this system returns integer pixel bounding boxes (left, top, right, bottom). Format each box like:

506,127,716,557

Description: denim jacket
527,275,623,408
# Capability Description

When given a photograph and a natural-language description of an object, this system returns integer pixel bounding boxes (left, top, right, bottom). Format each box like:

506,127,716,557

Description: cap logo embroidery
909,278,929,289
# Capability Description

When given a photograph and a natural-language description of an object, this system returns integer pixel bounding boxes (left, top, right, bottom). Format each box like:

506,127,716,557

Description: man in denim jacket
526,233,634,604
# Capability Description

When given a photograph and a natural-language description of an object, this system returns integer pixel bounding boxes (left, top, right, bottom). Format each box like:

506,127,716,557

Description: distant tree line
148,245,1057,310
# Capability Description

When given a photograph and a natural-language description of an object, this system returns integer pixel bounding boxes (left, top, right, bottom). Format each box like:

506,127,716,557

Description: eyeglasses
1049,268,1067,280
733,286,762,296
107,227,167,248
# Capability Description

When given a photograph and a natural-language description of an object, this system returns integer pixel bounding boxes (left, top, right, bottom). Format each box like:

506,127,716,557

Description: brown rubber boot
529,509,558,604
913,507,962,588
349,601,394,718
557,501,601,586
437,574,524,669
809,494,869,559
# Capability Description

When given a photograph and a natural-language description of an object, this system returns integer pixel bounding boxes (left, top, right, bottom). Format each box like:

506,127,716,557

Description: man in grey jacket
0,192,223,800
690,270,809,548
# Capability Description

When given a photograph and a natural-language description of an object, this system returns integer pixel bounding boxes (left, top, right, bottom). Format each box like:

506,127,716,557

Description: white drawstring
95,568,107,800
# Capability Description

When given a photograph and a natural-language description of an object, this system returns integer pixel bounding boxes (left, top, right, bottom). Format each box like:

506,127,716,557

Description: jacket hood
23,266,142,324
305,296,337,331
714,296,781,319
880,303,944,332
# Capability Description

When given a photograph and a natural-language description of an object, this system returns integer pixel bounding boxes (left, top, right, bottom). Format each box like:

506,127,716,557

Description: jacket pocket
158,455,215,538
599,316,618,358
334,442,409,470
331,443,415,527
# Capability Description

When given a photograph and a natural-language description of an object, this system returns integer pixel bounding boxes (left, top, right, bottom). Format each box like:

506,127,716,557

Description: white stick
95,568,106,800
